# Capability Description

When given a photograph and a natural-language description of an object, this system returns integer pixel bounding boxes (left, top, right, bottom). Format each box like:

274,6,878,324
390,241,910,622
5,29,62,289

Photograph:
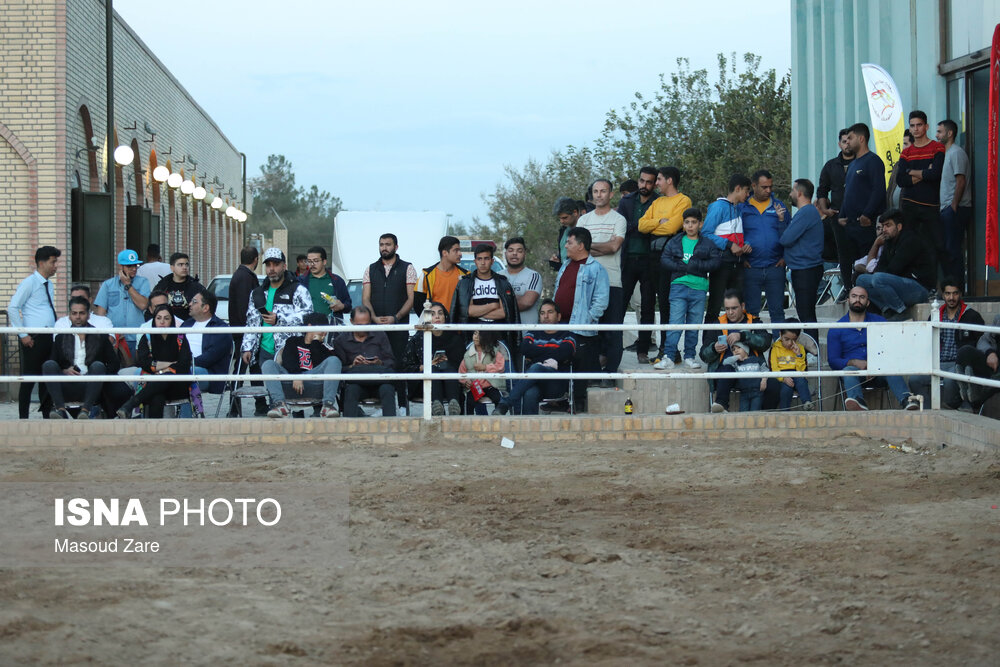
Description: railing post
422,327,433,420
930,306,941,410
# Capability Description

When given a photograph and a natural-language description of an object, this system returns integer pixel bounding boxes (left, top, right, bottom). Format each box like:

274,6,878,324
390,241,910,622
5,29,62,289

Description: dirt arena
0,433,998,665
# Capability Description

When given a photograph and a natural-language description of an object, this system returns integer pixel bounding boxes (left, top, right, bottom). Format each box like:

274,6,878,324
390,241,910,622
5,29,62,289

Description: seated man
908,278,983,409
701,289,772,413
181,288,233,394
955,314,1000,411
828,286,920,410
334,306,397,417
43,296,119,419
496,299,575,415
855,208,934,319
262,312,343,418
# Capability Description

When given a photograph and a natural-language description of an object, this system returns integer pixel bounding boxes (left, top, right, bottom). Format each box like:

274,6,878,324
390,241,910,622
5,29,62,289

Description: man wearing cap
9,246,61,419
240,248,313,388
94,249,151,359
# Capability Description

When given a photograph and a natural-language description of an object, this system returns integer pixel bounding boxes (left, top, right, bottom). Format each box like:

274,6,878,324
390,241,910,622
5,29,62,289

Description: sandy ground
0,434,998,665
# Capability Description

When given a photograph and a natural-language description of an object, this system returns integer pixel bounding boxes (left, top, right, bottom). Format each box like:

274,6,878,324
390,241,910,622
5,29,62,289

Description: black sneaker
495,401,511,415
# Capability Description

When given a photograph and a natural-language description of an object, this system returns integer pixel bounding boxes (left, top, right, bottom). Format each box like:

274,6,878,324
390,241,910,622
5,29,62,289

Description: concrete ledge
3,411,996,452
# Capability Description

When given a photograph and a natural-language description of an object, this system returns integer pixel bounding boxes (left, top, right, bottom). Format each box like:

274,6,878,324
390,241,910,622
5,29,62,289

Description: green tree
247,154,343,259
480,52,791,292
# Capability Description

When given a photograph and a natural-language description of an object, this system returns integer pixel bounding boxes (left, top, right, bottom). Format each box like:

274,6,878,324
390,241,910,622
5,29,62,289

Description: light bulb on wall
211,195,224,209
225,206,236,218
152,165,169,182
113,145,135,167
167,172,183,189
192,186,207,200
180,179,195,195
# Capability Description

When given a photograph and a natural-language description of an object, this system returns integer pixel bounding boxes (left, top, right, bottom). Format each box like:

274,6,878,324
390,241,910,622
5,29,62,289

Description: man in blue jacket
835,122,886,292
827,286,919,411
741,169,788,330
781,178,825,340
182,288,233,395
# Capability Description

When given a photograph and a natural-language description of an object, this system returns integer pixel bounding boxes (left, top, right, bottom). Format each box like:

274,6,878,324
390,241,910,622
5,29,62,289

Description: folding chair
219,355,268,417
816,266,845,305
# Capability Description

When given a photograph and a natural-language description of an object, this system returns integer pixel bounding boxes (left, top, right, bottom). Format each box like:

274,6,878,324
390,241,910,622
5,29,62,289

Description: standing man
578,179,627,383
638,166,693,363
181,288,233,394
136,244,171,287
554,227,609,412
936,119,973,285
781,178,825,341
94,249,151,359
240,248,313,394
451,243,520,352
740,169,788,328
855,209,934,319
816,129,855,267
227,245,259,417
9,246,60,419
702,174,751,343
154,252,204,322
616,166,658,363
500,236,542,326
362,233,417,367
414,235,468,315
827,286,920,411
836,122,886,293
299,245,352,324
896,110,946,274
549,197,580,270
294,254,309,277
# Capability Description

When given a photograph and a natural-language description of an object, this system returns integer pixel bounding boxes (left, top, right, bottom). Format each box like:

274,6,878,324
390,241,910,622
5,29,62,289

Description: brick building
0,0,247,322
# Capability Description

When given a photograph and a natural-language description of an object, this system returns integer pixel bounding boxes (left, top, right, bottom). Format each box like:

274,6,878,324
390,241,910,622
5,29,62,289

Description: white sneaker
683,358,701,370
652,357,675,370
711,402,727,413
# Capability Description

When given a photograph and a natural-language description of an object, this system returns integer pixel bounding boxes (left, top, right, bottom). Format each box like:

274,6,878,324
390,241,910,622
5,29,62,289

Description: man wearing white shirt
181,288,232,393
577,179,626,385
136,244,171,287
500,237,541,325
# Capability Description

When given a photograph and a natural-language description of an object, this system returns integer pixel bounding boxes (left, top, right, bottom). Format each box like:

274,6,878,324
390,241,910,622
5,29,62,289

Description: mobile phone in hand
258,307,270,315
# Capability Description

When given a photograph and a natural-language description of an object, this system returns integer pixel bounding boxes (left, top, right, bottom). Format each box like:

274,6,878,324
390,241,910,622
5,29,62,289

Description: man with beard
855,208,934,319
836,123,886,292
500,237,541,325
153,252,204,321
827,286,919,411
240,248,313,385
816,129,854,271
549,197,581,270
361,233,417,368
616,166,659,363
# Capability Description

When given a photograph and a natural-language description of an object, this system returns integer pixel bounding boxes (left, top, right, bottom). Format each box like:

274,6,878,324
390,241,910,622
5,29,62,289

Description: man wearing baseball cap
94,249,151,358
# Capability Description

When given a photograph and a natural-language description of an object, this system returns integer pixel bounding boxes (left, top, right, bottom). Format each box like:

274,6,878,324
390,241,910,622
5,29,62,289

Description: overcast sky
116,1,791,228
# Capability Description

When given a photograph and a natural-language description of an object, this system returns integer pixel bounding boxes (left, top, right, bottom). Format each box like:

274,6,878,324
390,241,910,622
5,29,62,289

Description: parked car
205,273,264,322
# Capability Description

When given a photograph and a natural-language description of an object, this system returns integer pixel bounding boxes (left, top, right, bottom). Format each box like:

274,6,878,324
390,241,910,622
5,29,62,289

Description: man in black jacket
908,277,984,408
855,209,934,319
816,128,854,265
450,243,520,352
43,296,119,419
616,166,658,363
227,245,260,416
153,252,204,321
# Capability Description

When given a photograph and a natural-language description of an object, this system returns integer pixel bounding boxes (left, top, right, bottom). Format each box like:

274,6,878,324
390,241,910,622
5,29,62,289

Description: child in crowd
722,341,767,411
459,330,507,414
768,324,814,410
655,207,722,370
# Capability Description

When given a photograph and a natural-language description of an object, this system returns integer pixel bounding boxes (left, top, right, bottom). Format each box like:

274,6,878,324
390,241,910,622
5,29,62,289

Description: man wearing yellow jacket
638,166,692,364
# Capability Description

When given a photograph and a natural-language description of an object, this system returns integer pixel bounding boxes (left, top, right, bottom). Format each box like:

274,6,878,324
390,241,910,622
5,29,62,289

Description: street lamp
167,172,183,189
192,185,207,200
211,194,224,209
180,179,195,195
152,165,170,182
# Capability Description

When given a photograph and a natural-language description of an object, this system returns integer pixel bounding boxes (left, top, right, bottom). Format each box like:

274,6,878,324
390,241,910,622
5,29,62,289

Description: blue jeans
842,364,910,404
778,377,812,408
743,265,786,330
261,357,343,405
855,273,928,315
739,388,763,412
661,283,706,360
504,363,568,415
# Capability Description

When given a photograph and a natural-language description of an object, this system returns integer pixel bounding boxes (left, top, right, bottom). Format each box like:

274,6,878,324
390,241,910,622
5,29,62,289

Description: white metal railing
1,317,998,420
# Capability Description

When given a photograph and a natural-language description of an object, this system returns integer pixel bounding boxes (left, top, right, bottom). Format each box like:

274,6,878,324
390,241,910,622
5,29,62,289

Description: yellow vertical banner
861,63,905,187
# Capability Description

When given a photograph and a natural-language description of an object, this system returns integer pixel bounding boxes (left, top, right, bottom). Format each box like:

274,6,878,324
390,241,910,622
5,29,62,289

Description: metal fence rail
1,317,998,420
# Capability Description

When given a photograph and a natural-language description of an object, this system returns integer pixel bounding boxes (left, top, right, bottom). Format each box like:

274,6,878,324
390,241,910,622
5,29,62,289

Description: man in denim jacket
554,226,609,411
